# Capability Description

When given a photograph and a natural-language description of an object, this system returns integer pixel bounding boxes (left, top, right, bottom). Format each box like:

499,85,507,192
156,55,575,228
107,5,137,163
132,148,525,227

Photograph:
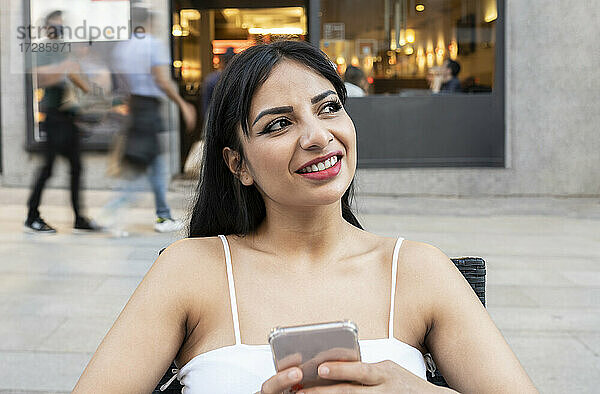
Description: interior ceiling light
180,9,200,20
484,10,498,23
172,24,182,36
416,4,425,12
248,27,304,35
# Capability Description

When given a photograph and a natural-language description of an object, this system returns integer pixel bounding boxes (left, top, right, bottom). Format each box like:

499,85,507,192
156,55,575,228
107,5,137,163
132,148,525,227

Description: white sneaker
154,218,184,233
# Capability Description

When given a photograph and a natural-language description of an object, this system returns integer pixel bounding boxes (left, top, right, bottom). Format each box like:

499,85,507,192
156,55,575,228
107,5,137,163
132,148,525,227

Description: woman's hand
296,360,446,393
256,366,304,394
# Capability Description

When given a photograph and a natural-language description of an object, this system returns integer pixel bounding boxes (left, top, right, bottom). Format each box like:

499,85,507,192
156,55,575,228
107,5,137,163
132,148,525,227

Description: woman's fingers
297,383,364,394
317,361,387,386
260,367,303,394
277,352,303,370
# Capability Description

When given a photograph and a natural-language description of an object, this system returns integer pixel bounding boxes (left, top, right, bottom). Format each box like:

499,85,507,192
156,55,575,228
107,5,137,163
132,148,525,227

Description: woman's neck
245,204,360,263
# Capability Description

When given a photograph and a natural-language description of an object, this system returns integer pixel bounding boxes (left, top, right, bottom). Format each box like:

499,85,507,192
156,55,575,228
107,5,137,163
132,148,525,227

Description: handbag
106,132,126,177
183,139,204,177
122,119,160,168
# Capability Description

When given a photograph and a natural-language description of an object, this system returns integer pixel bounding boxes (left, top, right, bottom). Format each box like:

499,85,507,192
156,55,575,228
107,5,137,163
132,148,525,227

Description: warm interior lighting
351,56,359,66
484,11,497,22
173,60,182,68
181,61,201,80
404,46,414,55
416,4,425,12
426,52,434,68
248,27,304,35
435,47,445,65
222,8,239,17
172,24,183,36
180,9,200,21
35,88,44,102
416,47,425,72
35,111,46,123
405,29,415,43
399,29,406,46
336,56,345,65
448,40,458,60
212,40,253,54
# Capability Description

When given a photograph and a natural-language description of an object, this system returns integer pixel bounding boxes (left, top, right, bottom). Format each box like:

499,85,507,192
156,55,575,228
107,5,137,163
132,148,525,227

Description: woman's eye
321,101,342,114
261,118,291,134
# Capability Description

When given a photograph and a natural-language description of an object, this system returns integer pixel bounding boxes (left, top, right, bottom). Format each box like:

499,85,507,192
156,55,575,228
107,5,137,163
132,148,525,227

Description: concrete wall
355,0,600,196
2,0,599,196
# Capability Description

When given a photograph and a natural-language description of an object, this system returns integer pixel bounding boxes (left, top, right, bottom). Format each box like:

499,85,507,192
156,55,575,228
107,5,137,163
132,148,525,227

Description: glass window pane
320,0,497,95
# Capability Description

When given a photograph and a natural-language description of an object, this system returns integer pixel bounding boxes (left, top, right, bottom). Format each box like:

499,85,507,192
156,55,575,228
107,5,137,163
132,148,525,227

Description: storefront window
26,0,131,150
170,4,308,165
172,6,308,97
320,0,497,95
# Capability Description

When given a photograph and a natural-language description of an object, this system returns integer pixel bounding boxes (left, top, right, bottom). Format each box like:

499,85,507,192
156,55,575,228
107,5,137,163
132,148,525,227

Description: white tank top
164,235,427,393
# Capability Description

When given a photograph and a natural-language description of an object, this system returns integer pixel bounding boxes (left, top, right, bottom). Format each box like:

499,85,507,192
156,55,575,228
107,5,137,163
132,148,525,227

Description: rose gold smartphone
268,320,361,392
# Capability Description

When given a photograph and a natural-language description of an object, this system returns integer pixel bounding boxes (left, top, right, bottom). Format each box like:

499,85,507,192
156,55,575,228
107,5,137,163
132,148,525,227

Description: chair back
426,257,486,387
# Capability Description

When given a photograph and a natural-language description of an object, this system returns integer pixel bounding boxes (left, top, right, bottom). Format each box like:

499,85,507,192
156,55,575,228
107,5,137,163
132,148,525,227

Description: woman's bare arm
72,238,210,393
407,242,538,393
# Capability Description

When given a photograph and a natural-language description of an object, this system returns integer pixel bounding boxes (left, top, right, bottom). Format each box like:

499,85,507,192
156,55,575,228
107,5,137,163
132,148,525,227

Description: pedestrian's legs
148,153,172,219
27,145,57,222
100,167,148,228
65,124,83,221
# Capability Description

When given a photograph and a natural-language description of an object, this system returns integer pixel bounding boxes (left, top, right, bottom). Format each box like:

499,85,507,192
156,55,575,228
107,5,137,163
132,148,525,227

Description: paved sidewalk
0,186,598,393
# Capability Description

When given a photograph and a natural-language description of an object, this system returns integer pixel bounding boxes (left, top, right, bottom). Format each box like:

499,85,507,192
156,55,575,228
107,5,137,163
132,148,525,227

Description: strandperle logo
16,19,145,41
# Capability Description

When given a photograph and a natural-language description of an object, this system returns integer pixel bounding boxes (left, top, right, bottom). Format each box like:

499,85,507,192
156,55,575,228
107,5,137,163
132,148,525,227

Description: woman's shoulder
157,236,227,273
395,239,468,299
399,239,450,263
160,236,224,261
371,234,449,264
149,236,230,296
392,238,457,280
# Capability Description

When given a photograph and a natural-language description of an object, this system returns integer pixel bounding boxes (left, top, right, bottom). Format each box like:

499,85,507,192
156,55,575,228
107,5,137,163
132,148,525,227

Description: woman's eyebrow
252,106,293,126
311,90,337,104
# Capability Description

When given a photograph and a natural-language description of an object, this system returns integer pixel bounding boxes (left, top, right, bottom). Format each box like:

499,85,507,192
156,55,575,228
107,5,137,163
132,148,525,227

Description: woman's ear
222,147,254,186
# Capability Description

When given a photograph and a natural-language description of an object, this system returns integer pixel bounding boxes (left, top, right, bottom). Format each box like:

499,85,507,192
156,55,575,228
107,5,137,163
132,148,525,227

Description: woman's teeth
300,156,338,173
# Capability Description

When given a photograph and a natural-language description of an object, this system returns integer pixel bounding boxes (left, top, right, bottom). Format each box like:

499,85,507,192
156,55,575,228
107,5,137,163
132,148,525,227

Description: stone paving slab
503,332,600,394
0,351,91,392
0,186,598,392
37,317,115,353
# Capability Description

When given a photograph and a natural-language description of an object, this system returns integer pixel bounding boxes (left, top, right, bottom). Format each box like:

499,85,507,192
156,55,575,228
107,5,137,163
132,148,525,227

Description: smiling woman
72,41,537,394
189,41,360,238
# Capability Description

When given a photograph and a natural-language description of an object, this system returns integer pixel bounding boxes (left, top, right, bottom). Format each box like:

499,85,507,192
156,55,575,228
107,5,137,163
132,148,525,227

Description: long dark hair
188,40,362,238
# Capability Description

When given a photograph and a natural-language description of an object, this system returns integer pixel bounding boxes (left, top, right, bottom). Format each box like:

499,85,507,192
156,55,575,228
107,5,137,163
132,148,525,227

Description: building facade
1,0,598,196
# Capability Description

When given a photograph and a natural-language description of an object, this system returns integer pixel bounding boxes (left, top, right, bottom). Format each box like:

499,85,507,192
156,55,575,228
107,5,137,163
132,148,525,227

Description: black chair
153,257,486,392
425,257,486,387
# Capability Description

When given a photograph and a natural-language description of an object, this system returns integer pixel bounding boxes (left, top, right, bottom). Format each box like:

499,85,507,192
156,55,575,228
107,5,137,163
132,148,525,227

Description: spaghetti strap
389,236,404,339
218,234,241,345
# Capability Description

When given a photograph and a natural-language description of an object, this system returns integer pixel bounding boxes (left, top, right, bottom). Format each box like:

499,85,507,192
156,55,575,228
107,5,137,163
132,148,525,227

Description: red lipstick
295,150,343,173
297,156,342,180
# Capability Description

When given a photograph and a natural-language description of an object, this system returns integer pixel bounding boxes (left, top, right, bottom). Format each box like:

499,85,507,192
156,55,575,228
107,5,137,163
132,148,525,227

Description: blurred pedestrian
180,47,234,178
99,4,196,235
24,10,102,234
440,59,461,92
201,47,235,120
344,65,368,97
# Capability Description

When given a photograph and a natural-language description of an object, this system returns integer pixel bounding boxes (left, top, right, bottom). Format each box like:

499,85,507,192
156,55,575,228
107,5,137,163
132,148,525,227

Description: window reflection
320,0,496,95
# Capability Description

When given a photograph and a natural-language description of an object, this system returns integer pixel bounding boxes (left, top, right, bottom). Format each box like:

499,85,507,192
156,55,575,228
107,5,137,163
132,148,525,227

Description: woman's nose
299,123,334,150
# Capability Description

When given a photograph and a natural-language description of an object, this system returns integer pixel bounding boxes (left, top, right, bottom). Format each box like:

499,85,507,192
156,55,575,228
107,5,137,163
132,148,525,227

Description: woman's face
227,59,357,208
